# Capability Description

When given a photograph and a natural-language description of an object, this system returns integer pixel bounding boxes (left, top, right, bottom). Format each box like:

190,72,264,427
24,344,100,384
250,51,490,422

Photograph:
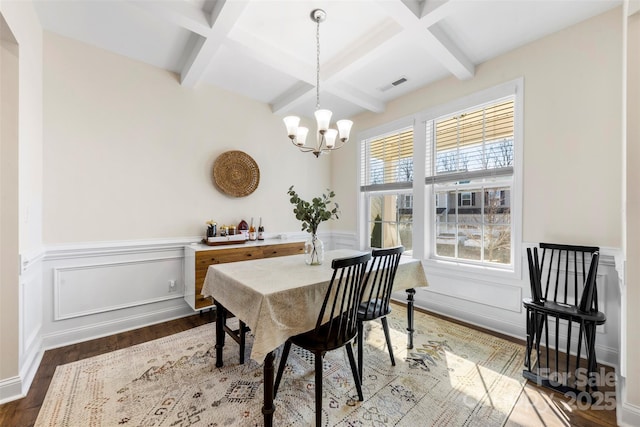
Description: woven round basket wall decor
212,150,260,197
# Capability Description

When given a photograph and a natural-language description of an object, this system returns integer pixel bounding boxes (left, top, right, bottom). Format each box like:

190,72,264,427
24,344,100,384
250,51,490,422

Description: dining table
200,248,428,426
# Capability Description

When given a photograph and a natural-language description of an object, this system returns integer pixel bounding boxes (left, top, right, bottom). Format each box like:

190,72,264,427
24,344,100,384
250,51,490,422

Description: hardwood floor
427,308,618,427
0,308,618,427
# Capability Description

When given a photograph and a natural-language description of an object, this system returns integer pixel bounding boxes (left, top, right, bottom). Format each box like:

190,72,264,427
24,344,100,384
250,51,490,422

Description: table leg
262,351,276,427
215,303,226,368
406,288,415,349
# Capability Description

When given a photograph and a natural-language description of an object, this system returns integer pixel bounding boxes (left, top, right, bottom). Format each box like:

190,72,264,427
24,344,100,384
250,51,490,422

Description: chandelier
283,9,353,158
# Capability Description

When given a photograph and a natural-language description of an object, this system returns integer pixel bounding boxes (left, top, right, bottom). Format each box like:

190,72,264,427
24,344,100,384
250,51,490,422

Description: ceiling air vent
379,76,408,92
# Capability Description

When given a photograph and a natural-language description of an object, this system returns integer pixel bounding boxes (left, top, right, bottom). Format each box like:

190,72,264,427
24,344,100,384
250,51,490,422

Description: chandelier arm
290,139,316,152
323,140,348,152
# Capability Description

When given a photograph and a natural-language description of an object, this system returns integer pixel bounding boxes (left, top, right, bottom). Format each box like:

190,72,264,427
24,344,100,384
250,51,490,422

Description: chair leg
315,351,323,427
381,316,396,366
357,321,364,382
274,341,292,398
524,309,534,369
346,342,364,401
583,321,599,392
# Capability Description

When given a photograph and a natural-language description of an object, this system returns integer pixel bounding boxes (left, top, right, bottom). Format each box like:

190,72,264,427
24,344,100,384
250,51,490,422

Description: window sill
422,257,521,285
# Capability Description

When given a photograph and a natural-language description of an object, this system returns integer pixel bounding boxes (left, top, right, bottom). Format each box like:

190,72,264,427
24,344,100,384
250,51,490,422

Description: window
360,79,521,271
427,97,515,266
360,127,413,253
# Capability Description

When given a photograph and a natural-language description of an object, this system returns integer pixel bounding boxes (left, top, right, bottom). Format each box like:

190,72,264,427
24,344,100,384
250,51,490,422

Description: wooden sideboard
184,240,305,310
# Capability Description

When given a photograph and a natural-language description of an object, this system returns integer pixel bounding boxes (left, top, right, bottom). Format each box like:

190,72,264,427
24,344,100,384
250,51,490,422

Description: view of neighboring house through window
360,128,413,253
428,97,514,265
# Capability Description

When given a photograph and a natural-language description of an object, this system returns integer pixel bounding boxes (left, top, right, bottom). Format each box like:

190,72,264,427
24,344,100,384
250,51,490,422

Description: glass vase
304,233,324,265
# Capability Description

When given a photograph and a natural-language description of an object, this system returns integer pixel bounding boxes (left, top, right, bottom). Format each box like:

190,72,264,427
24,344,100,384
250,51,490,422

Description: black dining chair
357,246,404,383
523,242,606,400
273,252,371,426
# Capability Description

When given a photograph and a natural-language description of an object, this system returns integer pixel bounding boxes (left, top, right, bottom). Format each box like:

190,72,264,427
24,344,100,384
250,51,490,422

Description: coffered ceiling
34,0,621,119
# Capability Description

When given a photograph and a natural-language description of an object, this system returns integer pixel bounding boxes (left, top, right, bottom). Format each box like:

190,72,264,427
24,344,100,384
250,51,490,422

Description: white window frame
358,78,523,281
357,117,415,252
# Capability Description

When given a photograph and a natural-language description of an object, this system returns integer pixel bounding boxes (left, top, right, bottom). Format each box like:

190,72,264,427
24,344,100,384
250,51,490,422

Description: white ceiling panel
341,30,452,102
202,43,300,104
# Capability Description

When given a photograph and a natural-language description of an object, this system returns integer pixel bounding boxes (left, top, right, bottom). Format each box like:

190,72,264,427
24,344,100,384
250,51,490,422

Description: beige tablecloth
201,249,428,363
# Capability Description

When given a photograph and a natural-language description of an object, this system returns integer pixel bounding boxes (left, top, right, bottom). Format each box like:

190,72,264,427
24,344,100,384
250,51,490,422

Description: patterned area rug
35,306,526,426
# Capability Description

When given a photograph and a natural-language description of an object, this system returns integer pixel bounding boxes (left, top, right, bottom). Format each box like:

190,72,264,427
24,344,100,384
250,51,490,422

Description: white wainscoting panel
53,256,183,320
422,272,523,312
41,239,197,350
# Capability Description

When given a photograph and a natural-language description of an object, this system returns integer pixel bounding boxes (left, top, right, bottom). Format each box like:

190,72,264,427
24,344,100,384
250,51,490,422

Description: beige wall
625,2,640,409
43,32,332,244
333,7,623,250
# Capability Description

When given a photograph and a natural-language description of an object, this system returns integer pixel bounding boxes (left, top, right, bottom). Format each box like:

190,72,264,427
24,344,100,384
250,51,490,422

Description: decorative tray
201,237,247,246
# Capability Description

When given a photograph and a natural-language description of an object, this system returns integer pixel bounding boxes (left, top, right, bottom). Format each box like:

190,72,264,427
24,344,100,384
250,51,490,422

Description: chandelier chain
316,15,320,110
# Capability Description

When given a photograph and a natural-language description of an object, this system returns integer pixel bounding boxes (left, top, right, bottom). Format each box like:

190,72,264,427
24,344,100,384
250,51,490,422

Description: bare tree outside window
488,139,514,168
397,157,413,182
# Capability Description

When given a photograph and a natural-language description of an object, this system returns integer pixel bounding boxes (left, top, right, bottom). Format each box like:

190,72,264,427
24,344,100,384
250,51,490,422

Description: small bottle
249,217,257,241
238,219,248,239
257,217,264,240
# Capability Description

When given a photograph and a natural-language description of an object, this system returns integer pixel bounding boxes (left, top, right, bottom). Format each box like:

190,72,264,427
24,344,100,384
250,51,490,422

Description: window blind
360,127,413,191
426,97,514,183
435,99,514,151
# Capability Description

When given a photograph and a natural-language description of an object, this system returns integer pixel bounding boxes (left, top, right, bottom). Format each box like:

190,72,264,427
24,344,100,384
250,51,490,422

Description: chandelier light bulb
324,129,338,148
336,120,353,142
283,116,300,139
314,109,332,134
295,127,309,147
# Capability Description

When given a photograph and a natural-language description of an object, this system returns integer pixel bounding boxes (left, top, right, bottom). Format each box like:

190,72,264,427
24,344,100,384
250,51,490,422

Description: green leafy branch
287,186,340,235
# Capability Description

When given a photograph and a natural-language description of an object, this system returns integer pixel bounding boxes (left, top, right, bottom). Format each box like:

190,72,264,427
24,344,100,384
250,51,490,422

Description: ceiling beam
128,0,210,36
180,0,249,87
379,0,474,80
420,0,460,27
130,0,249,87
325,81,386,113
271,82,316,115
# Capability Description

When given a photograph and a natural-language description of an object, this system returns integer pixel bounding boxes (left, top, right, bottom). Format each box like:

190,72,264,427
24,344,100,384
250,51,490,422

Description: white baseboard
41,304,196,351
411,293,526,340
17,330,44,404
618,377,640,426
0,376,23,405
